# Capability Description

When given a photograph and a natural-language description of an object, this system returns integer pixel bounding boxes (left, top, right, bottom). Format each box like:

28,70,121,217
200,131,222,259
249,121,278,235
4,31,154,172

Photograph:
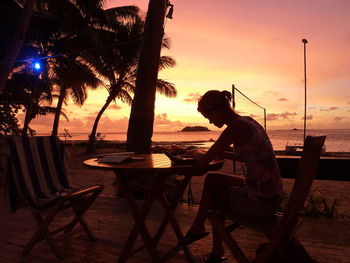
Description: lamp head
302,39,308,44
33,61,41,71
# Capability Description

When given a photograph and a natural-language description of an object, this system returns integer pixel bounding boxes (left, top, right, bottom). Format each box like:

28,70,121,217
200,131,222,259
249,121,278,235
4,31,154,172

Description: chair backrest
258,135,326,263
5,136,71,212
280,135,326,234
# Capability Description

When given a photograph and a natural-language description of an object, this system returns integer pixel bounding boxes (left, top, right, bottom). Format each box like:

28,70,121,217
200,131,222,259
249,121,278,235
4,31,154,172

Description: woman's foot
203,253,228,263
178,230,209,246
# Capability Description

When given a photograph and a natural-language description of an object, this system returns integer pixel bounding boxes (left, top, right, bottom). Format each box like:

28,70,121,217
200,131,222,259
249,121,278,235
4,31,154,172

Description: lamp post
302,39,308,143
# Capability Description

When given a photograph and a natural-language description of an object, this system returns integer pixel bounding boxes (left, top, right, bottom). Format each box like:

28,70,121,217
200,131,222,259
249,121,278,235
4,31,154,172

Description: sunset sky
29,0,350,134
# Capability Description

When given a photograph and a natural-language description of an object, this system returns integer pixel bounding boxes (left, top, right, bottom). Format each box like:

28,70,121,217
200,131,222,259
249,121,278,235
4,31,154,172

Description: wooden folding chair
208,135,326,263
4,136,104,259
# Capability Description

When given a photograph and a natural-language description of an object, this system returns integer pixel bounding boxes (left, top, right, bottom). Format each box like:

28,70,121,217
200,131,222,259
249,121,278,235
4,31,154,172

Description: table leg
131,174,195,262
146,174,193,245
116,172,165,263
158,175,195,262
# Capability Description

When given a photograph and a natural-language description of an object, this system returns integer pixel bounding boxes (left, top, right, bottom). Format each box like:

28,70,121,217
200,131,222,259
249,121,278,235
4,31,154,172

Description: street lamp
33,61,41,71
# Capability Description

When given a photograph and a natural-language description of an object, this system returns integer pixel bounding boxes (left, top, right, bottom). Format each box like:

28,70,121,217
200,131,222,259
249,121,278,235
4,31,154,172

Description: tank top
231,116,283,202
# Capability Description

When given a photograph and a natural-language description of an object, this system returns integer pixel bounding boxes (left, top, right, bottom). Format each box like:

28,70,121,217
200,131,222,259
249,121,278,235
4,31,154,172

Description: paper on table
98,155,132,163
98,152,135,163
100,152,135,156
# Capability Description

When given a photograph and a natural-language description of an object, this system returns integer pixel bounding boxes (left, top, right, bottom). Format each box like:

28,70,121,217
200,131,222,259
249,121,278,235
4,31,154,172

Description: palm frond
69,85,87,106
121,81,135,95
159,56,176,71
115,89,133,105
162,37,171,49
156,79,177,98
104,6,140,22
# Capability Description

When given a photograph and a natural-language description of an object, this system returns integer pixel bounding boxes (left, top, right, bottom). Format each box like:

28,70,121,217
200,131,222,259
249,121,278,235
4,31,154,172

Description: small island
181,126,210,132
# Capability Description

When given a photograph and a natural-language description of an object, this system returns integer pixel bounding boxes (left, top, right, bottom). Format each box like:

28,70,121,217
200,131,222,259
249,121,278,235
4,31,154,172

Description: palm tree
85,9,177,152
4,67,58,136
16,1,134,136
126,0,169,153
51,56,101,136
45,3,142,139
1,0,111,135
85,8,176,151
0,0,35,94
86,56,176,152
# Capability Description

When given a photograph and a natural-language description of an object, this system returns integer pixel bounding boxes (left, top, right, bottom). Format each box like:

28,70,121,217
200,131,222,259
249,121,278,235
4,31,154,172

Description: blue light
34,62,41,70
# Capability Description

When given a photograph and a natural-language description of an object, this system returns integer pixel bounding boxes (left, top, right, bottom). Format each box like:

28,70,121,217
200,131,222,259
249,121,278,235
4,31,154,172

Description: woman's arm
196,119,252,167
221,151,243,162
196,127,233,167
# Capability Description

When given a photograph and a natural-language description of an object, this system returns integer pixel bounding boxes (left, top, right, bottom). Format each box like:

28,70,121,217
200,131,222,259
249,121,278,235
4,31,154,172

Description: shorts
229,186,282,218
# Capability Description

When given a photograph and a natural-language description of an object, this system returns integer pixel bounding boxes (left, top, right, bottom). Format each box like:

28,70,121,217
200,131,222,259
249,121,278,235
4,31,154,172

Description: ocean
57,129,350,152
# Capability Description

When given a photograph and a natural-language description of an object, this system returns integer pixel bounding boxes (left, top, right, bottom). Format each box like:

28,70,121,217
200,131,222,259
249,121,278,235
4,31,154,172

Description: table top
83,153,224,174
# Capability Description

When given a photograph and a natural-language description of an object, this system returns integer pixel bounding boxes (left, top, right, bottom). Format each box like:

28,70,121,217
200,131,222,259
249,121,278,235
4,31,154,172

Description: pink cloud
154,113,186,130
266,111,297,121
84,112,99,122
301,115,313,120
184,92,201,103
278,97,288,102
320,107,338,111
334,116,344,121
109,104,122,110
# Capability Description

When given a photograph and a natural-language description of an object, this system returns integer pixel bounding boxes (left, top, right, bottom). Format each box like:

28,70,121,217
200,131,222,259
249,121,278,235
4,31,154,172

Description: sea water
55,129,350,152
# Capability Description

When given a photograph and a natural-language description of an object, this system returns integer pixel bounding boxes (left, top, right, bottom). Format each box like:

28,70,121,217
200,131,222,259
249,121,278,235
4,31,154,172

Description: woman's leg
210,211,226,257
189,173,244,234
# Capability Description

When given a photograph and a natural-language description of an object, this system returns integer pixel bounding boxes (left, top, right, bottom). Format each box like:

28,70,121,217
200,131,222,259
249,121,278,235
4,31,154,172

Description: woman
180,90,283,263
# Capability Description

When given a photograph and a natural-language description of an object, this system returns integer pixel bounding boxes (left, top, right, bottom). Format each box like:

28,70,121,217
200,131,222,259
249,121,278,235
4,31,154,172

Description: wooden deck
1,195,350,263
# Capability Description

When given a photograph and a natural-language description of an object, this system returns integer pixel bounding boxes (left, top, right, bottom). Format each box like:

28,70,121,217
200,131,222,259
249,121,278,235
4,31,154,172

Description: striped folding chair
4,136,104,259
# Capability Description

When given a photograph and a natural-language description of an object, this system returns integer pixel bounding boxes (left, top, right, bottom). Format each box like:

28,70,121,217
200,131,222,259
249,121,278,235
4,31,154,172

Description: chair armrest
69,185,104,199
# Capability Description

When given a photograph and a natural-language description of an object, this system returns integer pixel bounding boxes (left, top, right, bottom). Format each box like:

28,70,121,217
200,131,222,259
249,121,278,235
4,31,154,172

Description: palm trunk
87,95,114,152
0,0,35,94
22,94,35,136
52,87,66,136
126,0,167,153
22,72,41,136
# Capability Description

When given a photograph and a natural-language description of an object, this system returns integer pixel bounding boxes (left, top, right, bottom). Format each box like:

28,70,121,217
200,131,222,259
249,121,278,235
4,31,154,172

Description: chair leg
44,229,63,259
64,188,103,240
209,213,250,263
23,202,64,259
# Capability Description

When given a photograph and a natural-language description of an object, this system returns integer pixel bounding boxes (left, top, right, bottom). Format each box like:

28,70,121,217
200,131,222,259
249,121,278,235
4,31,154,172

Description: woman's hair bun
197,89,233,113
221,90,232,102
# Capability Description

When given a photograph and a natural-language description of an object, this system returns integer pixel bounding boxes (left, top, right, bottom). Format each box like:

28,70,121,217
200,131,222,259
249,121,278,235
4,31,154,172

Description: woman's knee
204,173,227,187
204,173,243,188
211,187,231,210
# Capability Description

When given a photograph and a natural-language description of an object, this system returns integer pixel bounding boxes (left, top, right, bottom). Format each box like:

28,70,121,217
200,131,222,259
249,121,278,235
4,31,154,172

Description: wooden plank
0,196,349,263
